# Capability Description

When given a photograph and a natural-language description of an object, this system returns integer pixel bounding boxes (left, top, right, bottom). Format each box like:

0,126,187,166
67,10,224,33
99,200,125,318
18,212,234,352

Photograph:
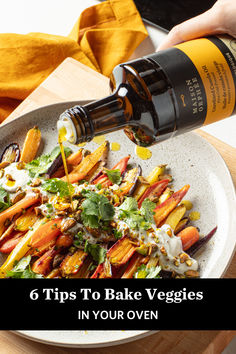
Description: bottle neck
59,92,130,144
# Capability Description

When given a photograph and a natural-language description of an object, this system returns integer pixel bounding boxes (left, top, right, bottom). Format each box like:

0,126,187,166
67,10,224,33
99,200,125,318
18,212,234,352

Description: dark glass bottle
57,35,236,147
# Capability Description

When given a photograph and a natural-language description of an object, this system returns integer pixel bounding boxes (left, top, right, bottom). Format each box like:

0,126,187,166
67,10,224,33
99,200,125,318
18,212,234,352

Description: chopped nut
6,174,14,181
61,218,76,233
55,210,67,217
186,259,193,267
85,227,101,238
174,258,180,267
166,228,172,237
34,207,42,216
160,246,167,256
16,162,25,170
11,191,26,204
30,178,42,187
179,252,188,263
185,270,199,278
32,188,40,194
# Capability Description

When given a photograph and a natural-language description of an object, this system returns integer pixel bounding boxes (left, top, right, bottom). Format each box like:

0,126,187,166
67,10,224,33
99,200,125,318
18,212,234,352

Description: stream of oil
58,127,73,208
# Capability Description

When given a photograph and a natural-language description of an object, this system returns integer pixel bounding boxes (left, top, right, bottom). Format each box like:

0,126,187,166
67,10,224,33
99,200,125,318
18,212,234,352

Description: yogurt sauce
0,163,30,192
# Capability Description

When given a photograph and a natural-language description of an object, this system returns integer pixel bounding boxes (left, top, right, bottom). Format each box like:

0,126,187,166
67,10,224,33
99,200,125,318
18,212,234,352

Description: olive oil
58,35,236,147
111,142,120,151
58,131,73,208
135,146,152,160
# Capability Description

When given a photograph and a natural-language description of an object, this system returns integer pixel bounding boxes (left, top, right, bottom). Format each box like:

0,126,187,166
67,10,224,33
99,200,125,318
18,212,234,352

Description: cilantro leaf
81,190,115,229
26,146,72,177
43,178,74,198
140,198,156,223
6,255,43,279
105,169,122,185
118,197,151,231
0,187,11,212
134,264,161,279
119,197,138,212
84,240,107,264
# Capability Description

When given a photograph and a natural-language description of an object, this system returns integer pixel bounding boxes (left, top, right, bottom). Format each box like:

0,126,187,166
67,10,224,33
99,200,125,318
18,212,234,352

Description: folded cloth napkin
0,0,148,122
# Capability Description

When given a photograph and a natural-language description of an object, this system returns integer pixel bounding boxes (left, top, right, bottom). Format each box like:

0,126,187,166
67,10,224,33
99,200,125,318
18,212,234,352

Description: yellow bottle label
148,36,236,134
176,37,236,125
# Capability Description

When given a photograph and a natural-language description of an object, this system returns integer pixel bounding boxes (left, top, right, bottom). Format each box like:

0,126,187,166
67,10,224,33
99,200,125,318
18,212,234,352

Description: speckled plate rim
13,330,157,348
0,100,235,348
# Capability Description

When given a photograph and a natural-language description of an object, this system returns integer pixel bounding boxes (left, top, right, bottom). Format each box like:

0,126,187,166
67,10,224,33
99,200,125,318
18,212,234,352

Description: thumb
157,6,225,51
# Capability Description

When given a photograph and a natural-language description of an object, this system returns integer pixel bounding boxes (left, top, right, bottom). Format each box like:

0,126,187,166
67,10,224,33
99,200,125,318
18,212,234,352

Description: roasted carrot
154,185,190,227
30,218,62,248
52,149,83,178
165,205,186,230
0,218,45,277
70,257,93,278
133,164,167,200
20,126,41,163
14,206,38,232
121,253,145,278
55,234,73,248
138,179,169,208
60,249,88,277
66,149,83,166
177,226,200,251
92,156,130,187
0,232,25,253
62,141,109,183
0,193,40,228
108,236,138,266
32,248,57,275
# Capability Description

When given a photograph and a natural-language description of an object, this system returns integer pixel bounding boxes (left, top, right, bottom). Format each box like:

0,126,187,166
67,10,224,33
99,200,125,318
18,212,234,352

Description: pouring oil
58,128,73,208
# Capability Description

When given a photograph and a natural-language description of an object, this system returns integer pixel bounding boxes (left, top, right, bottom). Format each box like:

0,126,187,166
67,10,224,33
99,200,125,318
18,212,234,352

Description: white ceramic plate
1,101,235,347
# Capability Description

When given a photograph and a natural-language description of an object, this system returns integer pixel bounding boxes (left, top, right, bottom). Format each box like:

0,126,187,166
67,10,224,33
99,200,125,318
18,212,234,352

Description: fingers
157,6,225,51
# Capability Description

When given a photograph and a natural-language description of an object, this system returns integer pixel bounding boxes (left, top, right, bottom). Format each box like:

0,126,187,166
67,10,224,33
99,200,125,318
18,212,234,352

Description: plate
1,101,235,347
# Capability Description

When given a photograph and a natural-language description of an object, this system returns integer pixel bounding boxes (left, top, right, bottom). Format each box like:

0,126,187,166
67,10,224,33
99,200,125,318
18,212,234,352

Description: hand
158,0,236,50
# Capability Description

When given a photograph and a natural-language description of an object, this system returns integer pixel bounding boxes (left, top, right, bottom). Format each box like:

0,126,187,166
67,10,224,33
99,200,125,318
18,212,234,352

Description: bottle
57,35,236,147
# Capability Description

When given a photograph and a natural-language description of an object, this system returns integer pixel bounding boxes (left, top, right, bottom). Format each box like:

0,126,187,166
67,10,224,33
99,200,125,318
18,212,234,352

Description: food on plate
0,127,217,278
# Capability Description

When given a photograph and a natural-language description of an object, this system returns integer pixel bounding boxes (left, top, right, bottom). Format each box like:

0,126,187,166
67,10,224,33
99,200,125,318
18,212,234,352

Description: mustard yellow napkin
0,0,148,122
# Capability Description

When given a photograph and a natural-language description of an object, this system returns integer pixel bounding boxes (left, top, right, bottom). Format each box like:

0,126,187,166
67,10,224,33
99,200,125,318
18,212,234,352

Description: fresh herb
45,203,53,214
118,197,154,231
84,240,107,264
140,198,156,223
113,229,122,240
133,264,161,279
95,183,102,190
73,231,84,248
0,187,11,213
6,255,43,279
43,178,74,198
105,169,122,185
80,190,115,229
26,146,72,177
119,196,138,211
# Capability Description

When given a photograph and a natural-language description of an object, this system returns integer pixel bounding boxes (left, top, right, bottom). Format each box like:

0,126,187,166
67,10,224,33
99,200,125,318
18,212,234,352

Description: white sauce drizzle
0,163,30,192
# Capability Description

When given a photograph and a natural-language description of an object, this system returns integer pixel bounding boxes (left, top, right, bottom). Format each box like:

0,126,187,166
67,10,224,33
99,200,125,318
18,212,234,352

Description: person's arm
158,0,236,50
